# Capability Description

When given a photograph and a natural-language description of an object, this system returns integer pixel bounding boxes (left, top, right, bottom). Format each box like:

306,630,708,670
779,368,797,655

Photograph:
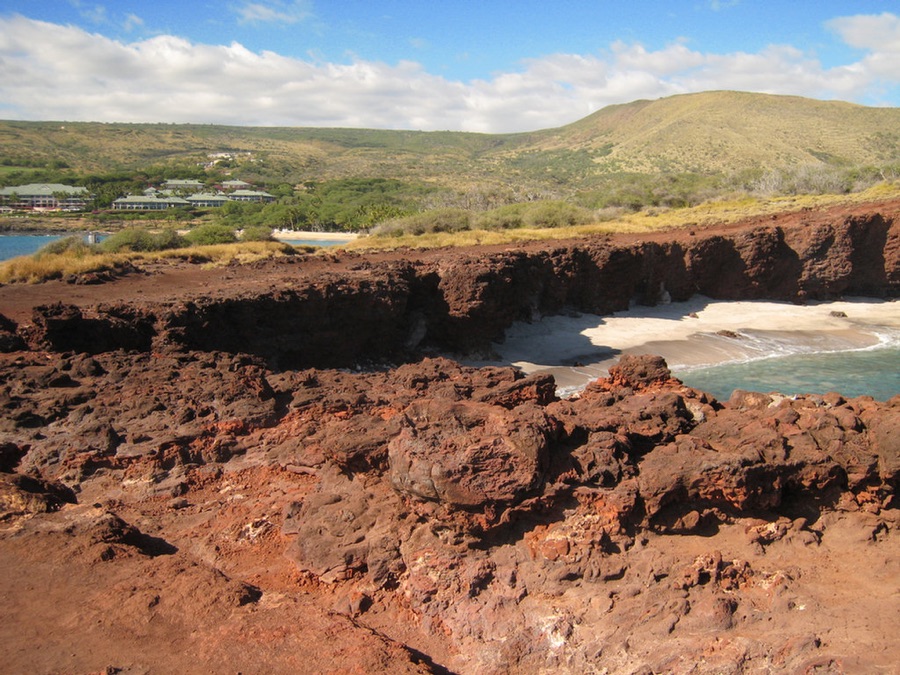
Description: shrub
521,201,593,228
474,203,529,230
153,228,188,250
37,235,93,257
100,227,186,252
184,224,237,246
371,208,471,237
239,225,275,242
100,228,154,252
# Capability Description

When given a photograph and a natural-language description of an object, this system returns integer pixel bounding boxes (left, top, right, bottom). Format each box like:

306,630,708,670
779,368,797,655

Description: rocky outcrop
1,345,896,673
3,201,897,365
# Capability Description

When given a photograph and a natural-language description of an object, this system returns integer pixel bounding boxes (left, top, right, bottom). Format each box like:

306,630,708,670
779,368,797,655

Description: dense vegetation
1,92,898,240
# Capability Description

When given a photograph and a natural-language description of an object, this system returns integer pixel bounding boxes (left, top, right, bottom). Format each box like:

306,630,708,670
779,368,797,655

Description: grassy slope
526,91,900,173
2,92,898,193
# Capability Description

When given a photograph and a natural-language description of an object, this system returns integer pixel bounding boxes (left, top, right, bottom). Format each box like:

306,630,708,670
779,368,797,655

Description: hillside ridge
1,91,898,194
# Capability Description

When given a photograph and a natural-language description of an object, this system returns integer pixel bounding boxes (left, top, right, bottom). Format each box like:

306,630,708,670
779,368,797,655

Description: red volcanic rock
0,472,76,518
0,312,24,352
284,466,407,585
605,353,674,390
3,200,895,364
637,435,783,532
388,398,555,509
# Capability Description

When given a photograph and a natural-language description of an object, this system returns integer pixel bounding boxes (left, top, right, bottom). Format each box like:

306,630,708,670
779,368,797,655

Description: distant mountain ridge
1,91,898,193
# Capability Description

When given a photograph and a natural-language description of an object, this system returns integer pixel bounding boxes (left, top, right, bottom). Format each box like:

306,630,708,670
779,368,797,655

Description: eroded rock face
4,201,897,364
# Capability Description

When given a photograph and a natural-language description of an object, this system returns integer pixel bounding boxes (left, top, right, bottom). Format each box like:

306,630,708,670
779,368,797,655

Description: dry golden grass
0,252,118,284
133,240,299,266
0,241,299,284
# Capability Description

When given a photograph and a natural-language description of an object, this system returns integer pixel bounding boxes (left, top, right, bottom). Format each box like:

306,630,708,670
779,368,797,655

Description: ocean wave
673,324,900,373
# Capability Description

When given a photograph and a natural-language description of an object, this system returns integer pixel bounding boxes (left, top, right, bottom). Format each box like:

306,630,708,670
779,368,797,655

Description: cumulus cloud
827,12,900,84
0,13,897,133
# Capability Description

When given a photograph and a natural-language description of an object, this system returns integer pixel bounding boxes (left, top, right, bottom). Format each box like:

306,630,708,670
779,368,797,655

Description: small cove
470,296,900,401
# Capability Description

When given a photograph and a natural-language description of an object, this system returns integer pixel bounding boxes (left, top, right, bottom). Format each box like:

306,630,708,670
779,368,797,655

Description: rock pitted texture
0,346,897,673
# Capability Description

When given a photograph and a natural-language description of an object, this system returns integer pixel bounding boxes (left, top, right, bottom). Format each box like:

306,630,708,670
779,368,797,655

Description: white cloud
827,12,900,82
235,1,312,25
66,0,108,25
827,12,900,51
123,13,144,32
0,13,897,133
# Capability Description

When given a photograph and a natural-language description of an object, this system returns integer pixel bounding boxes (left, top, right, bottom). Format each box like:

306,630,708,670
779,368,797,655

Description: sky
0,1,898,133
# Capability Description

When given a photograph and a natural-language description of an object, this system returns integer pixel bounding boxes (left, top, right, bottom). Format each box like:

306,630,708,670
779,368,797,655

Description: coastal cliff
0,198,898,673
2,198,897,366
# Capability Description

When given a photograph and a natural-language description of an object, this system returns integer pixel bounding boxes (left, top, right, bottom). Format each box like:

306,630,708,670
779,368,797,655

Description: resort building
161,179,206,192
0,183,91,211
109,179,272,210
220,180,253,191
185,193,231,207
112,195,191,210
228,189,276,203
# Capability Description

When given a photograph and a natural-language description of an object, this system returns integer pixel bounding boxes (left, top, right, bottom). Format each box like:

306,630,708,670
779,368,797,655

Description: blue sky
0,1,898,132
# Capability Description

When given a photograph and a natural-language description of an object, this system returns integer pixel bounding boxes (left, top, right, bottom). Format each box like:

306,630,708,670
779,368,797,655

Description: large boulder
388,398,556,510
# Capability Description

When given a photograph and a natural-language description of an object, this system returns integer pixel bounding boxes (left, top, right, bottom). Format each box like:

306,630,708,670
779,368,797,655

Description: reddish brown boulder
605,353,674,390
388,398,555,509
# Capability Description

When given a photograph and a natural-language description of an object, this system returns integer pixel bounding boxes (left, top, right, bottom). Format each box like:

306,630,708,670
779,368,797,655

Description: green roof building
0,183,90,211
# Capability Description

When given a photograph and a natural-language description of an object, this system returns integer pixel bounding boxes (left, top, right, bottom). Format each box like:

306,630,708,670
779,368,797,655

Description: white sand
272,230,358,242
467,297,900,393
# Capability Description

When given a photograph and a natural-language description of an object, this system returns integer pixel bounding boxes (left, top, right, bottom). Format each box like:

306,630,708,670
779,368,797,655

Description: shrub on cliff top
184,224,238,246
473,203,529,230
239,225,275,242
371,208,471,237
100,227,186,253
37,235,94,257
521,200,593,228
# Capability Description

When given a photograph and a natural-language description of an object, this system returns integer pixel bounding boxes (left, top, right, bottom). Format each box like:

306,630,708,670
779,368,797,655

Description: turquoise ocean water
676,343,899,402
279,238,344,248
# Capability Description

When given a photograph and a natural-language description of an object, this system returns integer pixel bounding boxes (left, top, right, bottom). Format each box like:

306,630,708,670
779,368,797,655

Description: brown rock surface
0,198,898,673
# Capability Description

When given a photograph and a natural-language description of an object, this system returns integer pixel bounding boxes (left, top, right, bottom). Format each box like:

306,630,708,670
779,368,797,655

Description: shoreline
468,296,900,393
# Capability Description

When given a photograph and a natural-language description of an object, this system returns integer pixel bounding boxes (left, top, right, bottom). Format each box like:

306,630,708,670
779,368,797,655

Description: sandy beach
471,296,900,393
272,229,358,242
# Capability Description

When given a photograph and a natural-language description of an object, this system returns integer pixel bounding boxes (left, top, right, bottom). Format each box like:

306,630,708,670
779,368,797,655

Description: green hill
1,91,898,197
